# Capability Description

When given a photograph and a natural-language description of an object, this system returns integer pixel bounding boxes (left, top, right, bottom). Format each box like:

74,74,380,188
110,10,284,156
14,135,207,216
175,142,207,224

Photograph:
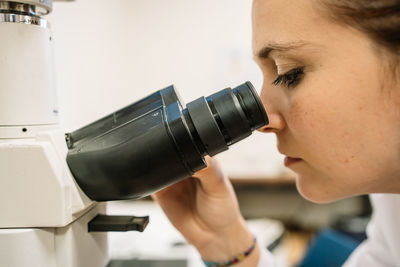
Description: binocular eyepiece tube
66,81,268,201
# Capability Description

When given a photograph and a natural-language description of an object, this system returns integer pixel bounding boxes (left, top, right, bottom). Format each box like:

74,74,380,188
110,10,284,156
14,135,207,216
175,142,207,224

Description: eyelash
272,67,305,88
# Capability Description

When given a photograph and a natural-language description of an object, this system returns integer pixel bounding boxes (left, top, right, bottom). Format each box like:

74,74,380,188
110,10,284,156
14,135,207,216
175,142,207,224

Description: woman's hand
152,157,260,265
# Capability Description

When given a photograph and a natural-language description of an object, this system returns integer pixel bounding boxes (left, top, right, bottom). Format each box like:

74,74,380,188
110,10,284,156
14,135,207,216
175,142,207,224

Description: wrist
203,238,260,267
198,219,256,263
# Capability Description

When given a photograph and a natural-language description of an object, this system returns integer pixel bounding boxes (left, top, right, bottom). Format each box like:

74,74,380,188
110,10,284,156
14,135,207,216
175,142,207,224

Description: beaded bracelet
202,237,257,267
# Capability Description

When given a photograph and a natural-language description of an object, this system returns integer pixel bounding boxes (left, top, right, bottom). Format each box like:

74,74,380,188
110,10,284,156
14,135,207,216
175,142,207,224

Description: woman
153,0,400,266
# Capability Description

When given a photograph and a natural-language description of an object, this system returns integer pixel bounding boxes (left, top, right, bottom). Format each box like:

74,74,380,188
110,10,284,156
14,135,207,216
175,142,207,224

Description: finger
192,156,234,196
152,178,192,202
151,179,203,233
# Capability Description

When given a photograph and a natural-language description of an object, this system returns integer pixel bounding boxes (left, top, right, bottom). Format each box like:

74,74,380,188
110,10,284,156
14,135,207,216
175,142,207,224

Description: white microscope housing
0,1,108,266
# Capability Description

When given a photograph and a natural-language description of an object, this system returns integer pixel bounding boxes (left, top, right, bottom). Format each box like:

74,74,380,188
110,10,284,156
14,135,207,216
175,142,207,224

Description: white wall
48,0,285,177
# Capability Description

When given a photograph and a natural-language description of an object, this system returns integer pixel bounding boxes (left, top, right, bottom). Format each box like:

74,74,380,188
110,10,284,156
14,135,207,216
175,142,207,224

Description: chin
295,174,345,204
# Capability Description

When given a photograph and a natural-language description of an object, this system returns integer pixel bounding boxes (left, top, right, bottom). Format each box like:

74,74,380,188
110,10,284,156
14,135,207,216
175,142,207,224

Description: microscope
0,1,268,266
0,1,109,266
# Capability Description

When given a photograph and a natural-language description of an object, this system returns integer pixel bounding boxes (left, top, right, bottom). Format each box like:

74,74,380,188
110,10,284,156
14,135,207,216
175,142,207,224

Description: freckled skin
253,0,400,202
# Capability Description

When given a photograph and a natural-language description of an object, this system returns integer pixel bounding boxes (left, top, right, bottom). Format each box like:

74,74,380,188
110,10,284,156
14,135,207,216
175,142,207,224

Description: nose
257,86,286,134
258,113,286,133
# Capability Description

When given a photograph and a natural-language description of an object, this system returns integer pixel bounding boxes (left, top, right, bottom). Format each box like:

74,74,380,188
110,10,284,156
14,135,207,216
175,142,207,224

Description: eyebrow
255,41,316,59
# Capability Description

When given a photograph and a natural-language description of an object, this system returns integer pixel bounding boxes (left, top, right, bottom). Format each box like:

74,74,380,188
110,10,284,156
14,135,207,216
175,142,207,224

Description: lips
284,156,302,167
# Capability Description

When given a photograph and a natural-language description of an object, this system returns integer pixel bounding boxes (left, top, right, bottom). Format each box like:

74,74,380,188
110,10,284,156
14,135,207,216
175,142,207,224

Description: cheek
286,90,398,201
288,98,321,131
287,94,367,171
287,96,341,148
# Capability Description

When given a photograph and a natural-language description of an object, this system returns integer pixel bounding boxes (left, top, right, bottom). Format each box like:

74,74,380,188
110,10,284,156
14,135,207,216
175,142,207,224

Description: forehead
252,0,330,52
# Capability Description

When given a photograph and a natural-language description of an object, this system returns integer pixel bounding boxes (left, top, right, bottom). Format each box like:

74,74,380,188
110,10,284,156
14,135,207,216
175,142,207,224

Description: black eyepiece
232,82,269,130
66,81,269,201
186,81,268,156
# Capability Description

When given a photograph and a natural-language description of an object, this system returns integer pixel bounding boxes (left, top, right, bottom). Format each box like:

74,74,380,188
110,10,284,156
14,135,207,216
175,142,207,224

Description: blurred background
49,0,371,266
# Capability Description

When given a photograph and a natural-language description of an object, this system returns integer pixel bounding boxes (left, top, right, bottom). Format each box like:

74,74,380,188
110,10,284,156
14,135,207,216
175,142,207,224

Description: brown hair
319,0,400,55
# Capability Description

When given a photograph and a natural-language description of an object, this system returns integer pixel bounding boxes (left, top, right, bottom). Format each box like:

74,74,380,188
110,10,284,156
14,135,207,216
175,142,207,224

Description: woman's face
253,0,400,202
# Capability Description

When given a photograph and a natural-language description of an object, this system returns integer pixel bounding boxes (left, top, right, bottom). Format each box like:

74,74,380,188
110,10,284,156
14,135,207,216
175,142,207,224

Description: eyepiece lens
232,81,268,130
186,81,269,155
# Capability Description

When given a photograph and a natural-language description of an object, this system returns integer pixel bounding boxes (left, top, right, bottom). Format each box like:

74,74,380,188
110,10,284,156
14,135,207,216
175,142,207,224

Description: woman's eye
272,67,305,88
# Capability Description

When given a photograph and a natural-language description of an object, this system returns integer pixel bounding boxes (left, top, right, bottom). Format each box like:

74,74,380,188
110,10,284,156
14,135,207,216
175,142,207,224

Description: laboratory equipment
0,0,269,266
66,82,268,201
0,1,109,266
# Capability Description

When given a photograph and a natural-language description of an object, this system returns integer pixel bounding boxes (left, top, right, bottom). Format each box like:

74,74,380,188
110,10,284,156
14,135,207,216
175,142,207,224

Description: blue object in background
298,228,361,267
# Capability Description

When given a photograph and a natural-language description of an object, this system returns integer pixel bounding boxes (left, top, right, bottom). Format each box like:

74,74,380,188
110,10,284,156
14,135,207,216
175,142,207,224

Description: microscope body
0,131,108,267
0,2,269,266
0,1,108,266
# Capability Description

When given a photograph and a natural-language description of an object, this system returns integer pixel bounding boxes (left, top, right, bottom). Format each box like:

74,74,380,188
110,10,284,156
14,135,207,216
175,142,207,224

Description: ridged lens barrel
186,81,268,156
66,81,269,201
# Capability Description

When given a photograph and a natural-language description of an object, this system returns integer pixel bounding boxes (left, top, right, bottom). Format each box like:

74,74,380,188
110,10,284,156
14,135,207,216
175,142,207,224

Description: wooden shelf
230,174,296,187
